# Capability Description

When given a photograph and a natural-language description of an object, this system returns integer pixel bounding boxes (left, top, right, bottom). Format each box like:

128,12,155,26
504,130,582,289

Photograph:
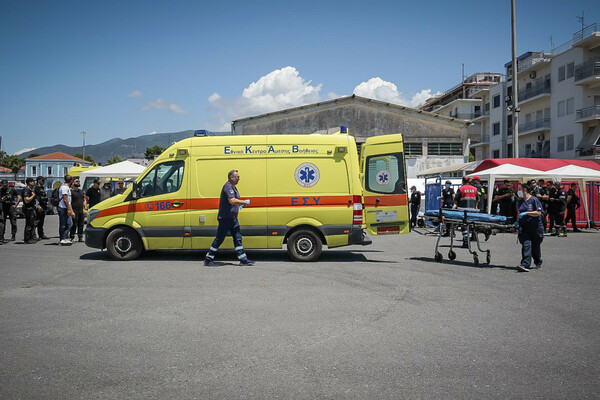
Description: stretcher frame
424,208,513,267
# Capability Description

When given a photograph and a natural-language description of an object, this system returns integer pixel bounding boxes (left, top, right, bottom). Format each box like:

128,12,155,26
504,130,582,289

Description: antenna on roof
548,35,554,50
576,11,584,33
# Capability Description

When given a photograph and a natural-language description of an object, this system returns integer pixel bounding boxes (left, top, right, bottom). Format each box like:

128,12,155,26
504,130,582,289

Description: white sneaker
59,239,68,245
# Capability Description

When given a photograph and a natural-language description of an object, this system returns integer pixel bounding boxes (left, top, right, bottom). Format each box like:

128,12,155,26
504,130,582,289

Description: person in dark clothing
204,170,254,267
111,180,126,196
471,176,487,212
34,176,50,239
455,176,479,247
548,181,567,237
537,179,550,231
565,182,581,232
492,180,517,219
516,183,544,272
1,180,20,242
409,185,421,229
69,178,87,242
85,180,101,208
440,181,455,236
22,178,38,244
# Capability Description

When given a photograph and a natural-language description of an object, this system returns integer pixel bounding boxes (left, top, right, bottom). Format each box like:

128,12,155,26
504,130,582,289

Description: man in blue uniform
204,170,255,267
516,183,544,272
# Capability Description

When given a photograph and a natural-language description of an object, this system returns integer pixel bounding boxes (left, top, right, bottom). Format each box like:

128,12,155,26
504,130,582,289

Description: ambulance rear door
360,134,409,235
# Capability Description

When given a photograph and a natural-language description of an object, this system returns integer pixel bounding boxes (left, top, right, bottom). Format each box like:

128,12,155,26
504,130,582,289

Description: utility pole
80,131,87,161
510,0,519,158
576,11,584,35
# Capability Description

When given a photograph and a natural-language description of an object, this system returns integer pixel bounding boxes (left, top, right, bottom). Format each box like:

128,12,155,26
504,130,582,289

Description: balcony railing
574,58,600,81
576,105,600,120
480,134,490,143
449,109,490,120
517,51,552,73
573,23,599,44
518,81,551,101
473,109,490,118
519,118,551,133
531,151,551,158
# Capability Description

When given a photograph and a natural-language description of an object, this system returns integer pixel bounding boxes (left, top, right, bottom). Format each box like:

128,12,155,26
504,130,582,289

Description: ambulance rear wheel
106,227,143,261
287,229,322,262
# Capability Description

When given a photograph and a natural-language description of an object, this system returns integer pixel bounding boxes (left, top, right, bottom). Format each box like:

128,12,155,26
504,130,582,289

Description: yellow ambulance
85,128,409,261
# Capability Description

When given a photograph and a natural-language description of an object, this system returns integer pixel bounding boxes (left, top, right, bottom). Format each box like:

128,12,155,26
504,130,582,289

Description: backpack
51,187,60,207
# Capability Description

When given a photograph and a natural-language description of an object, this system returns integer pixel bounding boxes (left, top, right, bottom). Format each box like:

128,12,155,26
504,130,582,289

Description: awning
576,126,600,151
417,161,481,178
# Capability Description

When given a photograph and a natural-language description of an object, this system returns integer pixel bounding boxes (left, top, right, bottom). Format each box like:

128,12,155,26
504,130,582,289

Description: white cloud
353,77,440,108
15,147,36,155
128,90,142,98
208,66,322,129
149,131,157,135
141,98,188,114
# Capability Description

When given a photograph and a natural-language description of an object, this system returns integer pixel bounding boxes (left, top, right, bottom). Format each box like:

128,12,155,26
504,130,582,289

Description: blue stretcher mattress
425,209,509,224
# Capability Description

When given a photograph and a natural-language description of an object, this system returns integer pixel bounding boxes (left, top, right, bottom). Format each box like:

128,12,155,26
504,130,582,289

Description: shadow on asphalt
407,256,520,271
81,249,396,264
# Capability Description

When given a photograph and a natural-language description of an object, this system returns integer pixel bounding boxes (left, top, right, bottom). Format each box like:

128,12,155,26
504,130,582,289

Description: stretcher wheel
434,251,443,262
448,250,456,260
473,254,480,267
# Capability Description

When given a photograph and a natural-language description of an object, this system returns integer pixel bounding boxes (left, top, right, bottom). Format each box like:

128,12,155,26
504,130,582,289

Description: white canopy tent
79,161,146,187
472,163,600,226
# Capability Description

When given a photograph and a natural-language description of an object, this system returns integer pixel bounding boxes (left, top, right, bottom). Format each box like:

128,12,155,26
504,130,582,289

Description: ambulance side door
360,134,410,235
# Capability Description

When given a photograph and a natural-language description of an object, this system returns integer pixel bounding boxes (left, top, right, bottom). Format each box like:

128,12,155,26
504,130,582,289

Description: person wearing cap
1,179,20,242
470,175,487,212
33,176,50,240
516,183,544,272
409,185,421,229
454,176,479,247
85,179,101,208
100,181,112,202
22,177,38,244
440,181,455,236
548,181,567,237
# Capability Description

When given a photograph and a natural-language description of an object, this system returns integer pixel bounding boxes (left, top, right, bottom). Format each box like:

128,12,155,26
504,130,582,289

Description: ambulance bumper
349,228,372,246
85,226,106,249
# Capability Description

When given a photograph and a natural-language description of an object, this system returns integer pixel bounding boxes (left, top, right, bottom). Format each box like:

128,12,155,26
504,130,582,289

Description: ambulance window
138,161,184,197
365,153,405,194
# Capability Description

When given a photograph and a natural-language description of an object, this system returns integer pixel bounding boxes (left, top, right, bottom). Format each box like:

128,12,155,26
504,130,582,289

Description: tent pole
579,179,590,228
487,177,495,213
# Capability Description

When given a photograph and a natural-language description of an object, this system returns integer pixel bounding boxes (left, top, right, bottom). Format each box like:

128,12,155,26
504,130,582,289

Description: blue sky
1,0,598,155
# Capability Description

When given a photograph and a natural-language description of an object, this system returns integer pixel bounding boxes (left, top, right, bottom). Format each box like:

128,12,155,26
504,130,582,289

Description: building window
64,166,69,176
47,166,52,175
507,143,513,158
567,134,574,151
558,100,566,117
525,144,532,156
566,62,575,78
493,95,500,108
557,136,565,152
404,143,423,156
493,122,500,136
32,166,37,176
427,143,462,156
566,98,574,115
493,149,500,158
558,66,565,81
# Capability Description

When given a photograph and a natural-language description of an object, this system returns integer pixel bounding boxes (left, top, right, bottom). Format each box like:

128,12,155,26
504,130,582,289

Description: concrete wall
232,97,468,179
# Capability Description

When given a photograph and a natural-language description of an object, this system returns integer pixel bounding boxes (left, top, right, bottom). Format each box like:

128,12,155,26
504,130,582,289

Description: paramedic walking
516,183,544,272
204,170,255,267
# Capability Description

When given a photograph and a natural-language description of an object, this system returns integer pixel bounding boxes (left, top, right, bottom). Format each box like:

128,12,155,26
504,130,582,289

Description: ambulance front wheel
106,227,143,261
287,229,322,262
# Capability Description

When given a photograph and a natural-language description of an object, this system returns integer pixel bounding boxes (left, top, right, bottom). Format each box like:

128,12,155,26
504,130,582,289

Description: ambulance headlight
87,209,100,225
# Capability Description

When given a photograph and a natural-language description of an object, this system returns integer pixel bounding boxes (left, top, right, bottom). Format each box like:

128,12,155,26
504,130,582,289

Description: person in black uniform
409,185,421,229
565,182,581,232
537,179,550,231
85,179,102,208
204,170,254,267
548,181,567,237
1,180,21,242
492,180,517,219
34,176,50,240
69,178,86,242
22,178,38,244
440,181,455,236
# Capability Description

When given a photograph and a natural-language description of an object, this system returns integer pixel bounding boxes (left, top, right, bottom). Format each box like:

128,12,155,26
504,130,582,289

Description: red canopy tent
473,158,600,173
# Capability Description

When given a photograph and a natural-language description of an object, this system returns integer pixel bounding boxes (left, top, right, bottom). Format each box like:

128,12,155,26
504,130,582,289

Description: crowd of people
0,176,127,245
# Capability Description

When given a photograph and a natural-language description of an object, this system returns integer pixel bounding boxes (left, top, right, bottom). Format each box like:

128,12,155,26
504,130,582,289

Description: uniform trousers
70,209,85,239
2,204,17,237
35,206,47,237
24,208,36,242
564,207,578,230
205,217,247,261
518,225,544,269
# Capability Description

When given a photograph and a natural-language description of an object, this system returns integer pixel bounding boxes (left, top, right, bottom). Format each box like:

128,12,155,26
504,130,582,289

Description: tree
2,155,25,180
27,152,40,158
106,155,122,165
145,145,166,159
74,153,94,163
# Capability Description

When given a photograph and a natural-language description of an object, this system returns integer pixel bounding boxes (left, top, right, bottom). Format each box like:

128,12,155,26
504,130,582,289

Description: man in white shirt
58,175,75,245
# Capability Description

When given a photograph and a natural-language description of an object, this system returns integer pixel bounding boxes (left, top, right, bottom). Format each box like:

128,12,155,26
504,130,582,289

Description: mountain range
19,130,229,164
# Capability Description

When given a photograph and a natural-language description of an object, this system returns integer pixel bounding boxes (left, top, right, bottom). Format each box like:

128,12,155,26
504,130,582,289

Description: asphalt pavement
1,215,599,399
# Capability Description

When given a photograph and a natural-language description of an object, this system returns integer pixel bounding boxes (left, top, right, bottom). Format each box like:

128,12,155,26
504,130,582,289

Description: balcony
472,109,490,120
517,52,552,75
519,118,551,135
518,81,551,104
449,109,490,120
572,23,600,49
574,58,600,88
471,133,490,148
575,105,600,123
530,151,551,158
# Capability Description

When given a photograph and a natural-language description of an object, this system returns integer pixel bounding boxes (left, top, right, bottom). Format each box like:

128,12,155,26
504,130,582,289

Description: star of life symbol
295,163,320,188
376,170,391,186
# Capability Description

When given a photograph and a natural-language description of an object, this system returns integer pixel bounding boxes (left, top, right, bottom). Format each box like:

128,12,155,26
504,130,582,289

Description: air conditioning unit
538,133,545,142
529,71,537,79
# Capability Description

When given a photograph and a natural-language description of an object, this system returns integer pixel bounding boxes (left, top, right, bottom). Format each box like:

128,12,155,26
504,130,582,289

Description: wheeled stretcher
423,208,513,267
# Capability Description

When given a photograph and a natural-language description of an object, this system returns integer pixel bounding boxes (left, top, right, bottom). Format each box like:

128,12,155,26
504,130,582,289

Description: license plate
375,210,398,223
